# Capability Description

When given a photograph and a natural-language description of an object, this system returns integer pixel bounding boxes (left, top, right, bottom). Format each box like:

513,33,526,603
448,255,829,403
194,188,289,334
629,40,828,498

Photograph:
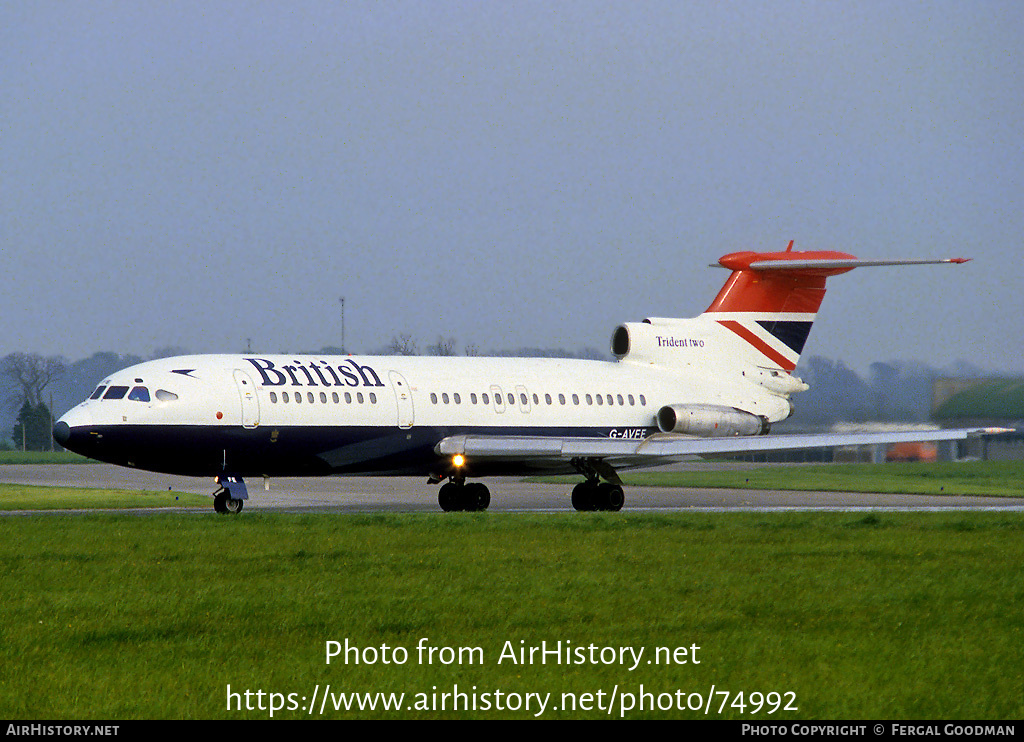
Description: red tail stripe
705,271,828,313
718,320,797,371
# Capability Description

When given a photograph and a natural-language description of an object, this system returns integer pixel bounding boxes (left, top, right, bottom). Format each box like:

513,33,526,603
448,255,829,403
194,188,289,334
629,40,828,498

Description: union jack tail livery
701,241,968,373
612,241,968,401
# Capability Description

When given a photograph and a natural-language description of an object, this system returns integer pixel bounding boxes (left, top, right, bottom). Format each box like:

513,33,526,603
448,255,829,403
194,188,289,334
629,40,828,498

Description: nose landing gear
213,475,247,514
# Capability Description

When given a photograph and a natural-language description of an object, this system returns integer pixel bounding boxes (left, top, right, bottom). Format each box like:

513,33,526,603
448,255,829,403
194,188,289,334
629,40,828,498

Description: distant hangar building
932,378,1024,460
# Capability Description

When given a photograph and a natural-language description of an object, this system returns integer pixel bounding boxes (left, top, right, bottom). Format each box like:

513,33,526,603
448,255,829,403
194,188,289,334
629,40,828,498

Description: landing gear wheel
465,482,490,511
572,481,624,511
214,491,244,514
571,481,598,511
213,476,248,514
438,481,491,512
598,483,625,511
438,482,460,512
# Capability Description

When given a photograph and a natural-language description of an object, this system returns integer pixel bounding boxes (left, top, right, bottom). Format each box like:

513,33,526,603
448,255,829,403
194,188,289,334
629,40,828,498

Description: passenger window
607,394,613,405
533,394,539,405
453,393,461,404
103,386,129,400
507,393,514,405
431,393,438,404
471,393,478,404
270,392,278,403
617,394,624,405
586,394,593,405
640,395,647,406
308,392,315,403
572,394,579,405
545,394,552,405
482,393,489,405
628,394,635,406
295,392,301,404
489,386,505,411
332,392,339,403
90,386,106,400
282,392,290,403
559,394,566,405
596,394,603,405
320,392,327,403
357,393,364,403
442,393,449,404
345,392,352,403
370,393,377,403
520,393,528,405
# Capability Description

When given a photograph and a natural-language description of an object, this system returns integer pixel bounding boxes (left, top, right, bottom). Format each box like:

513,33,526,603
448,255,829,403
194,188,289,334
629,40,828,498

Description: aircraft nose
52,421,70,447
53,407,93,453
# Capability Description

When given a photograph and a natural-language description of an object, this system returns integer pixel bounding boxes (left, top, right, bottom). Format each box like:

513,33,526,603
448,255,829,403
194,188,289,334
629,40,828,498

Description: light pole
339,296,346,354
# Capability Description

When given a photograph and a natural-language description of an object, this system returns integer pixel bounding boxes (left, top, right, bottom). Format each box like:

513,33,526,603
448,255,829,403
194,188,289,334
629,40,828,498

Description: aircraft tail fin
699,241,968,371
613,242,968,375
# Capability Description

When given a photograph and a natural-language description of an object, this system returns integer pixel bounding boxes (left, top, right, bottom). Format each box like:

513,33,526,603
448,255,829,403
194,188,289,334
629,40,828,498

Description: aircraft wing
436,427,1010,473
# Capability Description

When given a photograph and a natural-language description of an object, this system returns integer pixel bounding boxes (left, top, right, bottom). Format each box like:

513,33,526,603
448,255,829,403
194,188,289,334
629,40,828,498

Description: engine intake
657,404,770,437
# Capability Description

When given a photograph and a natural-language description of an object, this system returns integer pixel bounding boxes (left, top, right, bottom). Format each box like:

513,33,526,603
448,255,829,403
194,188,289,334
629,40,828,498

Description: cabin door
232,369,260,429
389,371,414,429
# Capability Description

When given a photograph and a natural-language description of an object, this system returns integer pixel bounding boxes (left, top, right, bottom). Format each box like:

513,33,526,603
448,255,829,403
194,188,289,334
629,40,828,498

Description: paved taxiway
3,463,1023,513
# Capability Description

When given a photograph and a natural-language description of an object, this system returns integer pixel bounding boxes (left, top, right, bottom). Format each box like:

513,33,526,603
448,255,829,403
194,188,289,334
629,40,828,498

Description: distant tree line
379,334,607,360
2,353,66,451
787,357,998,429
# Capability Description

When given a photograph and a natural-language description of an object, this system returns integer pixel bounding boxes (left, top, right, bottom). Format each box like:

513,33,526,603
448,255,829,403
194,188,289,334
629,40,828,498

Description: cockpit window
155,389,178,402
89,386,107,400
103,386,129,400
128,386,150,402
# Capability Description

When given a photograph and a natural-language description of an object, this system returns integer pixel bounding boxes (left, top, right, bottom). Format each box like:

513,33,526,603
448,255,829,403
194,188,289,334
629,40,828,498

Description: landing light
452,454,465,468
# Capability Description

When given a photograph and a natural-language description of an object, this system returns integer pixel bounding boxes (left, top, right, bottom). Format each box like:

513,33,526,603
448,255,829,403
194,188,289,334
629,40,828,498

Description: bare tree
386,334,419,356
2,353,66,410
426,336,458,356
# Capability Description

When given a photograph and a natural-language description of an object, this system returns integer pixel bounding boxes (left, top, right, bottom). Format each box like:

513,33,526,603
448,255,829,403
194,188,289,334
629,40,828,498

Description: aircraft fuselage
53,352,784,480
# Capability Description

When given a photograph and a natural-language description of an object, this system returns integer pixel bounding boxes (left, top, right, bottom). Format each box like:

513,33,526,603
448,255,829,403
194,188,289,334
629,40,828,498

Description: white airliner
52,243,1000,513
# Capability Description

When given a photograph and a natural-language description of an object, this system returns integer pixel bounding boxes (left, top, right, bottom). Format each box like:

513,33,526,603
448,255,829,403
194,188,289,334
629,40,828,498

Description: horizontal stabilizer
745,257,970,271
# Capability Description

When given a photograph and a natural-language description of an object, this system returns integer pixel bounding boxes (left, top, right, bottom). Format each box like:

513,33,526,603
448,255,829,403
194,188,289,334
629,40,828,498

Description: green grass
0,483,209,510
0,513,1021,719
540,460,1024,498
0,450,95,465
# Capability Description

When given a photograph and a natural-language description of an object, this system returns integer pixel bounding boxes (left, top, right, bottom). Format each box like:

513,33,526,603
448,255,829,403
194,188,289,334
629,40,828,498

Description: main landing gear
213,475,247,514
571,480,625,511
570,457,625,511
436,478,491,512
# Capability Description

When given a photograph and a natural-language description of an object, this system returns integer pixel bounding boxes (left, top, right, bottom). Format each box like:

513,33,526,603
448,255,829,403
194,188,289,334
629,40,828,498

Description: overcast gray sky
3,1,1022,372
